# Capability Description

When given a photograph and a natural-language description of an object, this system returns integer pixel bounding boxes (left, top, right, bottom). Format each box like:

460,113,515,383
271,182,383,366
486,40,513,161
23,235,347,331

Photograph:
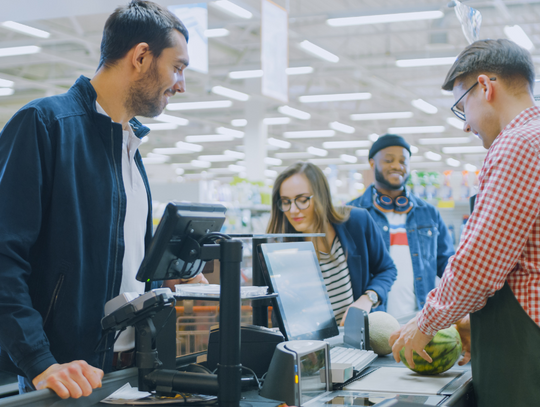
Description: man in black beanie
348,134,454,319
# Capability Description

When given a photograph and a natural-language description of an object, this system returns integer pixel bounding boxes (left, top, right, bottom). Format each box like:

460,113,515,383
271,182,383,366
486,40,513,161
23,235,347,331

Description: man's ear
478,74,495,102
131,42,152,73
369,158,375,170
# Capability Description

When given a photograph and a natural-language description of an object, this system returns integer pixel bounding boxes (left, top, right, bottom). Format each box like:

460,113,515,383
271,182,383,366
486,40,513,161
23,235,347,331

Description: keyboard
330,346,377,371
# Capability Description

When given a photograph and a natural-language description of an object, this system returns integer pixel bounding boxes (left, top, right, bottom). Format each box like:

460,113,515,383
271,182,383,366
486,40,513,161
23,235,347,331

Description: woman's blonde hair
266,161,350,254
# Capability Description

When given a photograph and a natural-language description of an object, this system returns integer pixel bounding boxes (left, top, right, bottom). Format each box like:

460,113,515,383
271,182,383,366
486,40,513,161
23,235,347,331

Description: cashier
390,39,540,407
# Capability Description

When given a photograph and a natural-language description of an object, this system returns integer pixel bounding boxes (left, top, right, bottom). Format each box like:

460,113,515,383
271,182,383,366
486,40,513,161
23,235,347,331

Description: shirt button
427,230,432,236
383,226,389,232
412,253,418,257
416,277,422,281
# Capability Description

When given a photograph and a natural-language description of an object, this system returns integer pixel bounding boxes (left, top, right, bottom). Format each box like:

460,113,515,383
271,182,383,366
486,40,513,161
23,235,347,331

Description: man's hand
340,295,372,326
162,273,209,291
455,314,471,365
389,316,434,369
32,361,103,399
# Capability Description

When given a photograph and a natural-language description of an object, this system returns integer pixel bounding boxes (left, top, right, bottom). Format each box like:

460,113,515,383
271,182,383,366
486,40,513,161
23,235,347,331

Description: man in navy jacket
0,1,190,399
348,135,454,319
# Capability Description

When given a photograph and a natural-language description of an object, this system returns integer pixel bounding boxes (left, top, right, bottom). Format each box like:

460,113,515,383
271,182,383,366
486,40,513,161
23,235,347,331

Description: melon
399,326,462,375
368,311,400,356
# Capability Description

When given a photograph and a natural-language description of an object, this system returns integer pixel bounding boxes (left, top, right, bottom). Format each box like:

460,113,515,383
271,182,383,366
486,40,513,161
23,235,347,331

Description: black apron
470,282,540,407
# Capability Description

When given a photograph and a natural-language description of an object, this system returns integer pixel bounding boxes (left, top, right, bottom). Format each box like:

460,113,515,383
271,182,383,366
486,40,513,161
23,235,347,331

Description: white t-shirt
96,102,148,351
384,212,418,319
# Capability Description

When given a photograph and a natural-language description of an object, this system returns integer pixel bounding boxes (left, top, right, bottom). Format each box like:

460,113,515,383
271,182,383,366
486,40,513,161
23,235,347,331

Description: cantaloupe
368,311,400,356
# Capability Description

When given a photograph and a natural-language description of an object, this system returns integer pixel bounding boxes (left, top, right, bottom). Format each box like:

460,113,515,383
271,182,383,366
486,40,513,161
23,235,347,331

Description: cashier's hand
455,315,471,365
389,315,434,369
339,296,372,327
32,361,103,399
162,274,209,291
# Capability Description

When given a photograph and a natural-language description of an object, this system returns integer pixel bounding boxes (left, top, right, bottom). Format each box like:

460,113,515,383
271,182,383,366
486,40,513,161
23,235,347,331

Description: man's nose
463,121,471,132
174,75,186,93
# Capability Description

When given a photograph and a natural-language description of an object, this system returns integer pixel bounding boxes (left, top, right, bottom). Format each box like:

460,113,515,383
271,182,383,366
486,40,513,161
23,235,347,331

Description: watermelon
399,326,462,375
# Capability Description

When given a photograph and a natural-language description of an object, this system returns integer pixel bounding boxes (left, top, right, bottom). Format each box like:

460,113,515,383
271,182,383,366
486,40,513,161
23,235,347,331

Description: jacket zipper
42,274,65,327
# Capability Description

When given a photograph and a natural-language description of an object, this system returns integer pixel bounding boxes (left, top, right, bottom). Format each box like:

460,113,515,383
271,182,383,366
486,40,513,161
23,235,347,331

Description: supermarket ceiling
1,0,539,183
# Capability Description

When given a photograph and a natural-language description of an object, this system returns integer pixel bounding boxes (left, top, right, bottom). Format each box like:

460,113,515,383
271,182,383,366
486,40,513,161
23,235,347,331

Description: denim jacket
0,76,152,380
348,185,454,309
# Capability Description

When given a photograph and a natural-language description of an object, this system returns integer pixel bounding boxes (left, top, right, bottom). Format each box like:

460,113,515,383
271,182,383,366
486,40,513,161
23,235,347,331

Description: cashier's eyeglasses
451,77,496,121
277,195,314,212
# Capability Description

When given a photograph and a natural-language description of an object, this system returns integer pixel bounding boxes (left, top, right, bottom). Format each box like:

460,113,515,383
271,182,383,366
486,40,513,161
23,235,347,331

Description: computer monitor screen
136,202,226,283
258,242,339,341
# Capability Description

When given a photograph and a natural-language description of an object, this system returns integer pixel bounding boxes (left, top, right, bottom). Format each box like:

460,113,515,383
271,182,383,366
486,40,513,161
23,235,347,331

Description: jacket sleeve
361,211,398,306
0,107,58,380
435,210,455,278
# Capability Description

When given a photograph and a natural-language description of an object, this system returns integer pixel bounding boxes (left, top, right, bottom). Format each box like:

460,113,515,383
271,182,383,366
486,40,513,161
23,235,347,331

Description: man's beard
125,61,167,118
374,166,409,191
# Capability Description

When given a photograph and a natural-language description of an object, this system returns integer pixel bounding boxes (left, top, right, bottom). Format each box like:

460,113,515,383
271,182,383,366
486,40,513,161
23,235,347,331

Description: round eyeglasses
451,77,496,121
277,195,314,212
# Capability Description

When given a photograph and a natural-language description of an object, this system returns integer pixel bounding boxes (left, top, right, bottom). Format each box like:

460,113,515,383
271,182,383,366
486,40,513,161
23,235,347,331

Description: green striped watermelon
399,326,462,375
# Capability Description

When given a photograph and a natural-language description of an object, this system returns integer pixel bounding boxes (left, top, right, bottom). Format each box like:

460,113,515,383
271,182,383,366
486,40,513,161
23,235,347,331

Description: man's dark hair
98,0,189,70
442,39,535,93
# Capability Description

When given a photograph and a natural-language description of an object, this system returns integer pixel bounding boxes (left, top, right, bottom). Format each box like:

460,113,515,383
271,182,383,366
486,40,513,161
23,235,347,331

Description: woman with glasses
266,162,397,325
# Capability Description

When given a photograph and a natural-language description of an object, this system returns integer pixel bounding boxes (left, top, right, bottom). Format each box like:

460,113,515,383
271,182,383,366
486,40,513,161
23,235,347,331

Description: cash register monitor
136,202,226,283
258,242,339,341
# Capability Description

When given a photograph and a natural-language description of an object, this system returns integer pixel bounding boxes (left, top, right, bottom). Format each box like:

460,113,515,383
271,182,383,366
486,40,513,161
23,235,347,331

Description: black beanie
368,134,411,159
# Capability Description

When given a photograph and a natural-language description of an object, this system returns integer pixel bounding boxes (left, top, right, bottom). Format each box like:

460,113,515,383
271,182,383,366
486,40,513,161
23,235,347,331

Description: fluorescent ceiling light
368,133,380,142
299,93,371,103
418,137,471,145
185,134,235,142
208,168,234,174
191,159,211,168
142,123,178,131
265,169,278,178
213,0,252,19
504,25,534,50
228,164,247,172
0,88,14,96
175,168,185,175
275,152,313,159
410,145,419,154
309,158,344,165
411,99,438,114
211,85,249,101
142,156,170,164
229,69,263,79
224,150,245,159
0,78,14,87
264,117,291,125
396,56,457,68
351,111,413,121
205,28,230,38
198,155,238,162
323,140,371,149
175,141,203,152
286,66,314,75
278,105,311,120
424,151,442,161
446,158,461,167
283,130,335,139
265,157,283,165
356,149,369,156
388,125,445,134
166,100,232,110
329,121,355,134
340,154,358,163
299,40,339,63
231,119,247,127
268,138,291,149
1,21,50,38
442,146,486,154
217,127,244,138
307,146,328,157
327,10,443,27
446,117,464,130
464,164,478,172
152,147,194,155
0,45,40,57
155,113,189,126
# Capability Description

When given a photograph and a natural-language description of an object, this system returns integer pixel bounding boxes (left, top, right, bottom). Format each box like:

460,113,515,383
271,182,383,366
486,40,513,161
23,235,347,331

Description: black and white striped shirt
319,237,354,324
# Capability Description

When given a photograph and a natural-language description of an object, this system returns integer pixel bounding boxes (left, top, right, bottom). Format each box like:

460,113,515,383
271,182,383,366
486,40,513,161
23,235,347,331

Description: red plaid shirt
418,106,540,335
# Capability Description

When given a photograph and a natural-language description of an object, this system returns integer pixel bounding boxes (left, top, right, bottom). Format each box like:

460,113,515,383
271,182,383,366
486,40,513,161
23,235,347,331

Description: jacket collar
69,76,150,139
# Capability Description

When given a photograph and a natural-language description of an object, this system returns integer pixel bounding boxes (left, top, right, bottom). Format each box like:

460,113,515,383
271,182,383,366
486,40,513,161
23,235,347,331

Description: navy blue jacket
334,207,397,311
0,76,152,380
348,185,455,309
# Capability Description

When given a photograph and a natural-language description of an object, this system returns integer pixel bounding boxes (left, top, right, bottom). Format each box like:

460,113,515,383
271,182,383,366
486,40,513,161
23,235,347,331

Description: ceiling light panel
185,135,235,142
212,0,253,19
278,105,311,120
267,138,291,149
307,146,328,157
387,126,445,134
229,69,263,79
264,117,291,125
322,140,371,149
211,85,249,101
274,152,313,159
166,100,232,110
265,157,283,165
198,155,238,162
155,113,189,126
1,21,50,38
283,130,335,138
217,127,244,138
204,28,230,37
418,137,472,145
0,88,14,96
0,78,14,87
143,123,178,131
231,119,247,127
299,93,371,103
175,141,203,152
299,40,339,63
411,99,438,114
424,151,442,161
286,66,314,75
340,154,358,163
0,45,41,57
351,112,413,121
329,121,355,134
504,25,534,50
327,10,443,27
442,146,487,154
396,56,457,67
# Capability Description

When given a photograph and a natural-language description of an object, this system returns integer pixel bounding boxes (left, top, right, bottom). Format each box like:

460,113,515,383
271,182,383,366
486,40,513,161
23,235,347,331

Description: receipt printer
207,325,284,377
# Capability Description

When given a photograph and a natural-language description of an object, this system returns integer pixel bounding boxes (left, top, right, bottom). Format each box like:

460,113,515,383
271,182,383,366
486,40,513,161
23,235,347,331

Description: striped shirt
418,106,540,335
319,237,354,324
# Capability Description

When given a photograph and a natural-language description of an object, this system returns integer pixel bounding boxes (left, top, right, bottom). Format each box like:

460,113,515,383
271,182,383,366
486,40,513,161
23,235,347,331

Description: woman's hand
340,296,372,326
